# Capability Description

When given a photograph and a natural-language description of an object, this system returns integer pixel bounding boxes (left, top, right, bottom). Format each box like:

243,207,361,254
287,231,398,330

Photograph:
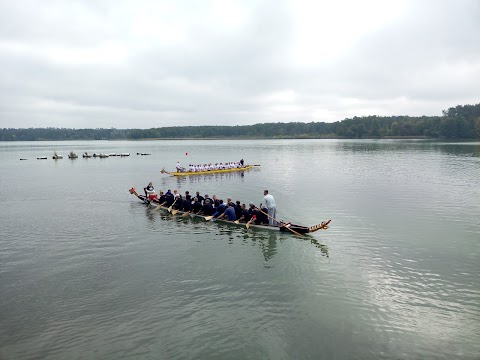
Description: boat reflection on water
135,203,329,261
244,231,329,264
174,170,248,187
158,171,248,188
253,232,278,265
309,237,329,258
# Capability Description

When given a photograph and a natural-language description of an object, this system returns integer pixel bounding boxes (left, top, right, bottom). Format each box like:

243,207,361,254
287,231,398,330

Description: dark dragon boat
129,187,330,235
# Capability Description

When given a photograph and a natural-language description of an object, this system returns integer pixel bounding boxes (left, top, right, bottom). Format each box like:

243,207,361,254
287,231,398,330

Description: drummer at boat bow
261,190,277,226
144,182,156,199
176,161,183,172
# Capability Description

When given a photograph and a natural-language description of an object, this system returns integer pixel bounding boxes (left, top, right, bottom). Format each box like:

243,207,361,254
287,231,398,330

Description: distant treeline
1,103,479,141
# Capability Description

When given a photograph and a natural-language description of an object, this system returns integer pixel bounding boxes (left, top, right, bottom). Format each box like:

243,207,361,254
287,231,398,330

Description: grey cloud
0,0,479,128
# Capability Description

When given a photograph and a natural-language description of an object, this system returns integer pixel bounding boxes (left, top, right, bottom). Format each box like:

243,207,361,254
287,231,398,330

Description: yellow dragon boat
161,165,256,176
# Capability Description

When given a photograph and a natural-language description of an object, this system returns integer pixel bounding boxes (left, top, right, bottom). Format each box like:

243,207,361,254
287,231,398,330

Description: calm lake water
0,139,479,360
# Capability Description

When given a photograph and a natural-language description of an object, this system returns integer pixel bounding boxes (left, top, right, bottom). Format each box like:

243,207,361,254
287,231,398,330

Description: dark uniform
191,198,202,213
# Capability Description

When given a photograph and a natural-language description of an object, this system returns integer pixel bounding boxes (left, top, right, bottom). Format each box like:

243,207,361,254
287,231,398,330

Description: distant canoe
53,151,63,159
68,151,78,159
37,156,47,160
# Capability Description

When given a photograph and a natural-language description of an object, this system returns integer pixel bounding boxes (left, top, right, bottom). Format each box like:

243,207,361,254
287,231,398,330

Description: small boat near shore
92,153,109,158
52,151,63,159
129,187,330,235
161,165,256,176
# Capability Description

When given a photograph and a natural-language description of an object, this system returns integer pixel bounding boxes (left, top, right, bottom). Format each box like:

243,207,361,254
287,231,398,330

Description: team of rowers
143,182,277,226
176,159,245,172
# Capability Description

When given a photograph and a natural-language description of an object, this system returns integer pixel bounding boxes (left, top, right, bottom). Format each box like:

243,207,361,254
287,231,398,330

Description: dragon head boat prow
308,220,331,233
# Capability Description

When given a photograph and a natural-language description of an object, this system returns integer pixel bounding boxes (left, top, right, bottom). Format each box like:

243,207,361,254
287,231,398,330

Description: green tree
440,117,458,138
391,122,400,136
475,117,480,138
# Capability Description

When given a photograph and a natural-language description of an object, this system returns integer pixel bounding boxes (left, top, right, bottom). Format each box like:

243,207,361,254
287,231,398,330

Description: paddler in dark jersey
199,199,214,216
191,197,202,213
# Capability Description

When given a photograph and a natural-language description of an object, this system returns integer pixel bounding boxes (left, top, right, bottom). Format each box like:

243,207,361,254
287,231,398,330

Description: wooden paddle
281,223,303,237
204,215,214,221
245,216,255,229
256,208,303,236
167,198,177,213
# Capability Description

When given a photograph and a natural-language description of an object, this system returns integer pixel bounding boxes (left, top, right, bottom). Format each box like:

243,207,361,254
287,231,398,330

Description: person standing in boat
261,190,277,226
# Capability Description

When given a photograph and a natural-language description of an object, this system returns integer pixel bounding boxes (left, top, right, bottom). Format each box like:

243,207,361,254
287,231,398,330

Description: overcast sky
0,0,479,129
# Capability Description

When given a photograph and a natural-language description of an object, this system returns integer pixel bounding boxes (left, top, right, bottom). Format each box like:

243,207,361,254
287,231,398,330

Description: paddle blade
204,216,214,221
171,210,178,215
246,222,250,229
155,205,162,211
286,226,302,236
234,220,239,224
182,212,190,217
